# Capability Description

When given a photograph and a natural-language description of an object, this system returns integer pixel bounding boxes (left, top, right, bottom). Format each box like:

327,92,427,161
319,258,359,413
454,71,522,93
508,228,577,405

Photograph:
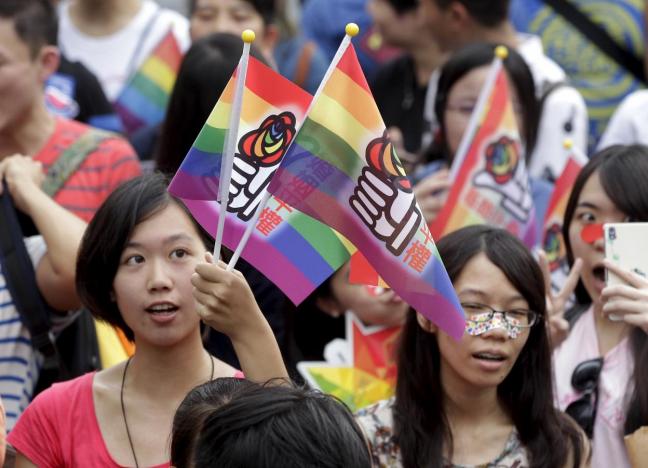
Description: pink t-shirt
553,307,634,468
8,372,168,468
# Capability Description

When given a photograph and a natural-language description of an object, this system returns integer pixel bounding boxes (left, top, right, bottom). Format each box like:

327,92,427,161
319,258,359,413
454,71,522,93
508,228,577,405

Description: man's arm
0,156,86,312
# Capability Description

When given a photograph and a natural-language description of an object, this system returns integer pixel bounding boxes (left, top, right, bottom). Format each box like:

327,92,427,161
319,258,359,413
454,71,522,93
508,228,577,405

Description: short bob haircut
76,173,212,341
393,225,585,468
428,42,539,165
561,144,648,436
173,380,371,468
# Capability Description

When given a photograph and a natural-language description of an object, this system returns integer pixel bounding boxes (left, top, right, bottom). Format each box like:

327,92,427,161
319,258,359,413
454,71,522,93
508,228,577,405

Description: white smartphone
604,223,648,321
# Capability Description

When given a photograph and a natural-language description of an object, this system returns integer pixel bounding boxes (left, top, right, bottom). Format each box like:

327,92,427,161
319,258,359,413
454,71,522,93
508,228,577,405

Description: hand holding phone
604,223,648,321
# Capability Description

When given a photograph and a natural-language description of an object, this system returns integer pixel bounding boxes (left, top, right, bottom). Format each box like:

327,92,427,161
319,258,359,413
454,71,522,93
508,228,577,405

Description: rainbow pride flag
169,56,351,304
114,29,182,135
267,43,465,338
542,145,588,291
430,60,537,248
298,313,401,411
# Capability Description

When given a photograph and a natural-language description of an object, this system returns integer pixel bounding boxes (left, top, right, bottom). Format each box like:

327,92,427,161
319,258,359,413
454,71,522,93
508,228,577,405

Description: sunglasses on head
564,357,604,438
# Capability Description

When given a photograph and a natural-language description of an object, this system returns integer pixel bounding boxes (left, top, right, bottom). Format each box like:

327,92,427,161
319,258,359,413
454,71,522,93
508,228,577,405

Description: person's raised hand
0,155,45,214
538,250,583,348
413,168,451,224
601,260,648,334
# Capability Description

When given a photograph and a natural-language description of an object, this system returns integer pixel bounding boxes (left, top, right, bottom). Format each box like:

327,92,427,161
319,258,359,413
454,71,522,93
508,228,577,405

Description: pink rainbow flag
169,56,351,304
430,62,537,248
267,43,465,339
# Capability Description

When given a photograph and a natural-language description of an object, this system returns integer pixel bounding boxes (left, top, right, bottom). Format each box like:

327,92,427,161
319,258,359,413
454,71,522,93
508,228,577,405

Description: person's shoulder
516,32,566,85
40,372,96,402
355,397,395,429
615,89,648,112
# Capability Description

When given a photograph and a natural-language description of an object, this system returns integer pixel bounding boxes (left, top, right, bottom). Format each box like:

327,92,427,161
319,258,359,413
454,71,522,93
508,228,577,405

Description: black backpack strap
542,0,646,84
0,183,64,379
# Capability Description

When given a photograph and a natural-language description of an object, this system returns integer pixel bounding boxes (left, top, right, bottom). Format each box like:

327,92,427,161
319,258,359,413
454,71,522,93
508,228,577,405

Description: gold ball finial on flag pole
242,29,256,43
494,45,509,60
563,138,574,150
345,23,360,37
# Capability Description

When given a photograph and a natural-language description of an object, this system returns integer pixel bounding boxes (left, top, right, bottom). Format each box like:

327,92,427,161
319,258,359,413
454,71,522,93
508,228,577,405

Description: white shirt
597,90,648,150
58,0,190,101
422,33,589,182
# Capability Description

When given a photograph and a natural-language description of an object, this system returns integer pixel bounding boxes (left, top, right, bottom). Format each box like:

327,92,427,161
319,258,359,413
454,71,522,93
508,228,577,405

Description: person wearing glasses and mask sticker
542,145,648,468
356,225,589,468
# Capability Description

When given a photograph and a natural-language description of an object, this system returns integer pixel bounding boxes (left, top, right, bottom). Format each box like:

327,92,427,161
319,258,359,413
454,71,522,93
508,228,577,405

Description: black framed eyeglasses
460,302,538,328
564,357,604,439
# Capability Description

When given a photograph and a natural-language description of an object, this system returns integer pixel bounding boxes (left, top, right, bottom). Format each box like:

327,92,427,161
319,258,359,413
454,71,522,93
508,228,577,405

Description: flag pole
213,29,255,259
226,23,360,271
449,45,508,181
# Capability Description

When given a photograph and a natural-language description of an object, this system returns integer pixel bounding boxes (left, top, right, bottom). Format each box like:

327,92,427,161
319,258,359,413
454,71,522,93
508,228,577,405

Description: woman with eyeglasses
548,144,648,467
356,225,589,468
412,42,553,233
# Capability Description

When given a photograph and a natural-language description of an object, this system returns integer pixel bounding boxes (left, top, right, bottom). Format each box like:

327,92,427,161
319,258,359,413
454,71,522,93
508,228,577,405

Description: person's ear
315,295,343,318
447,1,470,28
37,45,60,83
416,312,438,334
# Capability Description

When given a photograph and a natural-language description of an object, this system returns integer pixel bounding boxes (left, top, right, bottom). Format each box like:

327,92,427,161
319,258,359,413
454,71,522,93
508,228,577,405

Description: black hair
562,144,648,435
189,0,276,25
176,381,371,468
433,0,509,27
171,377,258,467
385,0,419,14
155,33,269,174
76,173,213,341
427,42,538,165
0,0,58,56
393,225,585,468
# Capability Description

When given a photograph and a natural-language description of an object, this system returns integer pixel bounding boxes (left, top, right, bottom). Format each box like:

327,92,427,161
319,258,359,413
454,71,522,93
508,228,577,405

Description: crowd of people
0,0,647,467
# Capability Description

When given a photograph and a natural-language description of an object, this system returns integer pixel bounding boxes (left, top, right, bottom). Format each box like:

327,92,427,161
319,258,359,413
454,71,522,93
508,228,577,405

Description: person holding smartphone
543,144,648,467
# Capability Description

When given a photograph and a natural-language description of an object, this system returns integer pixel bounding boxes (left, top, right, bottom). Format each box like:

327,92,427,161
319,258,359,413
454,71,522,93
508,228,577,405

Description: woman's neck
410,44,444,87
441,364,510,430
68,0,142,36
592,301,631,356
126,331,212,399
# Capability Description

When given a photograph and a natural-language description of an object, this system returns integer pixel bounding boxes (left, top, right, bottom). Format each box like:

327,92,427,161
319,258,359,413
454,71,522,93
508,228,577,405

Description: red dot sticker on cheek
580,223,604,244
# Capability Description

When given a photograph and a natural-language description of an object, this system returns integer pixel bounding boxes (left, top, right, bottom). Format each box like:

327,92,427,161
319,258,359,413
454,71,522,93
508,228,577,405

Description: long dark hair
427,42,539,165
155,33,268,174
393,225,584,468
562,144,648,435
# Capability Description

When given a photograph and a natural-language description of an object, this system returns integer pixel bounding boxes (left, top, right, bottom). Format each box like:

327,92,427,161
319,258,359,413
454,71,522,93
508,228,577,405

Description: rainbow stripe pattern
431,64,537,248
268,44,465,338
169,56,351,304
114,30,182,135
542,149,587,288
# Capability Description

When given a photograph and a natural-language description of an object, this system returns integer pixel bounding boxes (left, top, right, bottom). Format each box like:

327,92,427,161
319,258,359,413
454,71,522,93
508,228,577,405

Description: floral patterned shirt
355,398,530,468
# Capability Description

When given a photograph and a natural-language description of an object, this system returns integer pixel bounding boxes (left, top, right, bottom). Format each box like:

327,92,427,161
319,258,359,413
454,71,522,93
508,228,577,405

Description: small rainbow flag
298,313,400,411
267,42,464,338
430,56,537,248
542,144,588,291
169,56,351,304
114,29,182,135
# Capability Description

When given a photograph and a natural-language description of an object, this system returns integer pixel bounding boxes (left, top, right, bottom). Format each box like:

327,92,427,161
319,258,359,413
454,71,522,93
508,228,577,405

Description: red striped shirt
34,118,141,221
